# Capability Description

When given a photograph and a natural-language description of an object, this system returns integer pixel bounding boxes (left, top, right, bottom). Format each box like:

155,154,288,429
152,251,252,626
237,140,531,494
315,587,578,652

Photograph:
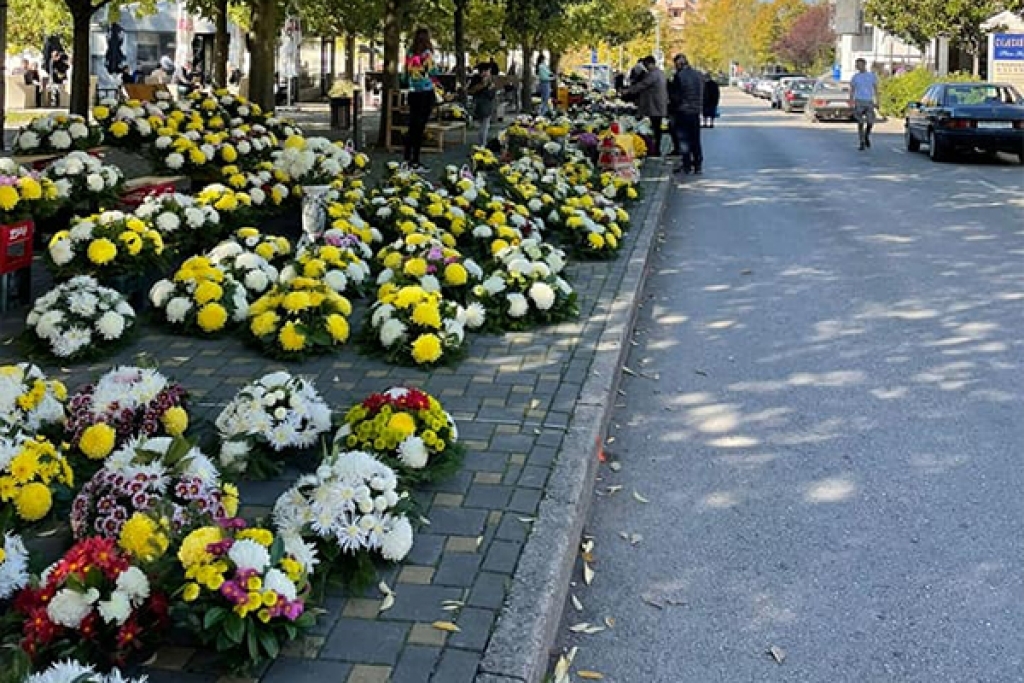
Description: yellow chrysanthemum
183,582,201,602
279,321,306,351
79,423,116,460
404,258,428,278
326,314,350,343
383,252,404,270
17,177,42,200
193,280,224,305
15,482,52,521
444,263,468,286
411,333,443,364
0,185,23,212
119,512,170,562
87,238,118,265
222,483,239,517
394,286,426,310
388,412,417,438
109,120,130,138
93,105,110,120
411,301,443,330
588,233,606,249
161,406,189,436
178,526,223,567
282,291,312,313
197,303,228,332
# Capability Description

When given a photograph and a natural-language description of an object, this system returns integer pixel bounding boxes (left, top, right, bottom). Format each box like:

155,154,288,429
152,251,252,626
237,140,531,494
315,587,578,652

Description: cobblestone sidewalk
0,162,667,683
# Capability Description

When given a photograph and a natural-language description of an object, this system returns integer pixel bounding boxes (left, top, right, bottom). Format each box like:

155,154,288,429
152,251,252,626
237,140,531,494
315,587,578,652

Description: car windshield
790,81,814,92
818,81,849,93
944,84,1023,106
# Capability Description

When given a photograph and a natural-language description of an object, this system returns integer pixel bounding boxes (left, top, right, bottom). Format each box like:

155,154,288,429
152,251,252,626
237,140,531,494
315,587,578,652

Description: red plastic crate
0,219,34,274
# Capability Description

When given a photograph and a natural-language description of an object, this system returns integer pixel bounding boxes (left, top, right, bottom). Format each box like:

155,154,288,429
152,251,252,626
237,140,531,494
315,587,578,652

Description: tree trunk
454,0,467,89
377,0,404,147
212,0,228,87
249,0,278,111
345,33,356,80
551,50,562,76
0,0,8,149
520,41,533,114
69,7,92,116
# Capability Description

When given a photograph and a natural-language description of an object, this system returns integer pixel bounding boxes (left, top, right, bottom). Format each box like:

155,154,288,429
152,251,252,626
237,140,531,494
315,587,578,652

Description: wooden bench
384,90,469,153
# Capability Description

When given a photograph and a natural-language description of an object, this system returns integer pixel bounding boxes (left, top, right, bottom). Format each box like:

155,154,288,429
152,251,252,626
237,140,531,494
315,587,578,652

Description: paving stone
390,645,442,683
408,622,448,647
467,572,509,610
473,472,503,485
508,488,544,515
463,451,508,473
502,465,523,486
322,619,409,664
495,514,530,542
263,656,352,682
432,492,464,507
149,646,197,671
398,565,435,585
346,665,392,683
425,507,488,536
433,553,483,587
446,607,497,652
445,536,481,553
464,484,514,509
433,647,480,682
376,584,464,621
142,672,217,683
517,465,549,489
406,533,446,566
481,540,523,574
342,598,381,619
280,635,325,659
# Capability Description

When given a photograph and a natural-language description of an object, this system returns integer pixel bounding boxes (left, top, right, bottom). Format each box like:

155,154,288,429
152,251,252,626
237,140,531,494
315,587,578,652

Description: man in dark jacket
627,56,667,157
670,53,704,174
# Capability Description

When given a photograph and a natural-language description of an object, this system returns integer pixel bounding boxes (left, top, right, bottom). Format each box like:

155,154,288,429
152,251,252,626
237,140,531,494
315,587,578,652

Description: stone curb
476,169,672,683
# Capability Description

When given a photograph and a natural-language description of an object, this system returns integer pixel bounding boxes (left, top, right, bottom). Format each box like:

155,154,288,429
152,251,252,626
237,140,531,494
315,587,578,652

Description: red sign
0,219,34,273
120,181,179,208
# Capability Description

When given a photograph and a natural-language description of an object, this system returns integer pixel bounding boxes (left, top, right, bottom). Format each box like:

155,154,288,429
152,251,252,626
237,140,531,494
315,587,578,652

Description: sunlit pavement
554,89,1024,682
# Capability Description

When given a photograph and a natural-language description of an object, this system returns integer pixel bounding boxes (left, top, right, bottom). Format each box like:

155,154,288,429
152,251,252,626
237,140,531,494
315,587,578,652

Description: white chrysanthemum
52,326,91,358
47,587,100,628
324,269,348,293
472,224,492,239
420,275,441,293
50,130,72,149
98,591,132,625
165,296,193,323
482,275,506,295
244,269,270,293
281,531,319,574
86,173,105,193
149,279,175,307
380,517,414,561
397,436,429,469
165,152,184,169
155,212,180,232
96,311,126,340
49,239,74,266
184,206,205,227
379,318,407,348
228,538,271,572
16,130,39,150
507,293,529,318
528,282,556,311
115,566,151,604
0,532,29,600
464,302,487,329
263,567,298,601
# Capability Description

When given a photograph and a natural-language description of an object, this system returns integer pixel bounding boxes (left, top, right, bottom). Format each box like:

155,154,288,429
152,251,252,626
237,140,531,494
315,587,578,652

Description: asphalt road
554,90,1024,683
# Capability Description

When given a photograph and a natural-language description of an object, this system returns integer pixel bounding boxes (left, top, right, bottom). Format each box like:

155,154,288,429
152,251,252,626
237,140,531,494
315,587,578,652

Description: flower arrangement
171,521,315,671
148,256,249,336
273,449,413,588
272,135,352,187
471,239,577,331
363,285,473,367
335,387,462,483
228,227,292,266
133,192,222,253
46,211,166,281
12,113,103,155
10,537,168,668
0,363,67,438
41,151,124,211
152,131,217,176
375,236,483,301
0,434,73,530
470,145,500,171
214,371,332,478
557,194,627,258
194,183,257,225
221,164,292,213
93,99,166,148
282,234,372,297
246,276,353,360
0,169,60,225
71,436,233,544
0,531,29,601
25,277,136,361
65,366,188,465
22,660,149,683
206,239,280,297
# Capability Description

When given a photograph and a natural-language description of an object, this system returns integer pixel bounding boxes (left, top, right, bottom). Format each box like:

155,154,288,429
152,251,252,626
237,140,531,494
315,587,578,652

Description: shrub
879,68,977,117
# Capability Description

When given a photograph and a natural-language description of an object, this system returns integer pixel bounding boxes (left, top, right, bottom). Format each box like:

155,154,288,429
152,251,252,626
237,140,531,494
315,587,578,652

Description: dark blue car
904,82,1024,163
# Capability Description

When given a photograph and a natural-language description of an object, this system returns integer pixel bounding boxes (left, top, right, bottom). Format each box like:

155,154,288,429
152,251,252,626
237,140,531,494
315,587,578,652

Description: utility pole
0,0,8,150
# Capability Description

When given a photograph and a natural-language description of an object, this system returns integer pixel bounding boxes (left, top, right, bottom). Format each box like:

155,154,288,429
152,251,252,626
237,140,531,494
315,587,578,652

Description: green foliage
878,67,977,116
6,0,72,54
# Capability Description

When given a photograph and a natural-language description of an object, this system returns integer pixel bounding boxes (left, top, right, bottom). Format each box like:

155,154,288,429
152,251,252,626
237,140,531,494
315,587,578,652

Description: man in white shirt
849,58,878,150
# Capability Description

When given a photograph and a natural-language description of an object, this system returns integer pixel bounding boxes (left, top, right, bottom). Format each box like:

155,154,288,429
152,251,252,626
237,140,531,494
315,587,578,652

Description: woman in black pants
404,28,439,172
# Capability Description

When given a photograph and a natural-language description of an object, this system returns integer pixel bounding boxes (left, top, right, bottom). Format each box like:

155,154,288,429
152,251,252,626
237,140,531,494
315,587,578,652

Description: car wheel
905,125,920,152
928,129,948,162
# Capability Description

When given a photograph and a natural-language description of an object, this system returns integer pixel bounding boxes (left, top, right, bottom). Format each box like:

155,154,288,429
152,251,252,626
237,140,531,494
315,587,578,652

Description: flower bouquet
71,436,233,544
363,285,472,368
470,240,576,331
148,256,249,336
21,660,149,683
0,434,73,531
194,184,257,227
282,236,372,297
41,151,124,213
10,537,168,668
12,113,104,155
171,521,315,671
215,371,332,478
335,387,462,484
25,277,136,361
0,168,60,226
272,135,353,186
206,239,280,298
93,99,166,148
221,164,292,214
229,227,293,267
0,531,29,601
0,363,67,438
273,449,413,591
470,145,500,172
375,236,483,302
65,366,188,467
46,211,166,283
246,277,353,360
558,194,626,259
133,192,222,254
152,132,217,176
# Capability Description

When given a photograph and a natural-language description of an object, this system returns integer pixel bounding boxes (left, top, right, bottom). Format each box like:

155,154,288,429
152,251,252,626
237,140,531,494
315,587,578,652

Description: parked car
770,76,807,108
805,80,854,121
755,77,780,99
779,79,815,113
905,82,1024,162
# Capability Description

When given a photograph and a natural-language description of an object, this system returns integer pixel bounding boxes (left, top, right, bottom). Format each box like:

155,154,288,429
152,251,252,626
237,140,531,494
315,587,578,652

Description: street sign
591,48,598,64
989,33,1024,92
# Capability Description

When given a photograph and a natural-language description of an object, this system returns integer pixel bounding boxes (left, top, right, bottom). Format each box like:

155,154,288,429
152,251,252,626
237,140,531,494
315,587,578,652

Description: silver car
805,80,855,121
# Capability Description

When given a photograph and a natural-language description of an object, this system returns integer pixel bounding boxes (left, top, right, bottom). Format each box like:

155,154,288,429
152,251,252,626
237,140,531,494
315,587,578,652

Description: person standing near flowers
627,56,667,158
404,28,440,173
671,53,704,175
467,63,497,145
536,54,554,116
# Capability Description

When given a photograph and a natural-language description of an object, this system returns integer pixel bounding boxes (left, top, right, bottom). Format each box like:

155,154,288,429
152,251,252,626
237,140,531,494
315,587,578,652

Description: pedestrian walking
849,58,879,150
404,27,440,173
536,54,554,115
627,55,667,157
666,64,682,157
670,54,704,175
702,73,721,128
627,58,648,88
468,62,497,146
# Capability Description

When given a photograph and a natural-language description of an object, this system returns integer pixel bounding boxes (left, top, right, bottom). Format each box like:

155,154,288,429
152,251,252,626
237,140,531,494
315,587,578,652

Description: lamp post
651,7,663,68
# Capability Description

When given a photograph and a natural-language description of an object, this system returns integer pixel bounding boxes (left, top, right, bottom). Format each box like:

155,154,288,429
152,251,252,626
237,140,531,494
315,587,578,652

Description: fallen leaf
571,594,584,611
606,485,623,494
577,671,605,680
441,600,464,607
476,536,484,548
633,491,650,504
619,531,629,541
554,647,578,683
442,603,461,611
769,645,786,664
379,593,395,613
695,369,708,377
530,399,541,409
378,581,393,596
583,562,595,585
518,517,535,523
641,595,664,609
741,269,753,275
431,621,460,633
630,533,643,545
604,616,616,628
606,436,616,444
333,376,340,382
581,539,594,554
622,366,637,377
568,622,592,633
609,462,622,472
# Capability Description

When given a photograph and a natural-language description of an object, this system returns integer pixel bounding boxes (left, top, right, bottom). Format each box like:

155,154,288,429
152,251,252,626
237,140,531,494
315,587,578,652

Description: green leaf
246,622,260,661
258,628,281,660
204,606,228,630
224,612,245,644
269,534,285,565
